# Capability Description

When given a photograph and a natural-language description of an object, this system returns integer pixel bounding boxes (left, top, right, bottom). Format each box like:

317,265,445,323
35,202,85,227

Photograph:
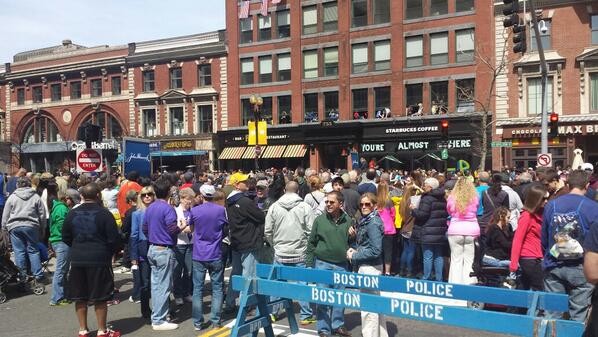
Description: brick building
220,0,495,171
494,0,598,170
0,31,226,173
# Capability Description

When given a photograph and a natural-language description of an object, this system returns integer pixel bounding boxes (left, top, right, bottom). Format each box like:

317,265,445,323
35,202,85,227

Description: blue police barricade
230,264,584,337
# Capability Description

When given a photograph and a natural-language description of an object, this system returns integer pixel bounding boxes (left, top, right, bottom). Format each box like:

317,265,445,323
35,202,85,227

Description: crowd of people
1,162,598,337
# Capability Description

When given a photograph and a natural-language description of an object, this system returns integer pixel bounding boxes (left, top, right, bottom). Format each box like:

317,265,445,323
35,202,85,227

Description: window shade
406,36,423,57
303,7,317,25
241,59,254,72
259,16,271,29
352,44,368,63
278,54,291,70
304,51,318,69
259,58,272,74
240,18,253,31
456,30,475,51
430,33,448,54
323,3,338,22
277,11,290,26
324,48,338,63
375,41,390,61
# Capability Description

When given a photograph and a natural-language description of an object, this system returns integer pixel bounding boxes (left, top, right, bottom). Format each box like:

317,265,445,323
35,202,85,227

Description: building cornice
11,45,128,66
496,114,598,126
5,57,127,80
126,44,226,65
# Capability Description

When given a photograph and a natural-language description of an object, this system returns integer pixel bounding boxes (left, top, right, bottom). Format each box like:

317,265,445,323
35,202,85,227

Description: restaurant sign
510,124,598,136
161,140,195,151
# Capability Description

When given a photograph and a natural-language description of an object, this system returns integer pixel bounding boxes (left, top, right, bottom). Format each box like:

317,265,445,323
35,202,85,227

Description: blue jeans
315,259,348,334
192,260,224,327
422,244,444,281
147,245,176,325
225,249,258,308
273,259,313,320
482,255,510,268
544,265,593,322
50,241,70,303
10,226,44,279
173,244,193,298
400,238,416,274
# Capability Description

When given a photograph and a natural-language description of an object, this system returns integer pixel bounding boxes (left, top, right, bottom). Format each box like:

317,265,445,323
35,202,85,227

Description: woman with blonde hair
446,177,480,285
376,181,396,275
303,175,324,212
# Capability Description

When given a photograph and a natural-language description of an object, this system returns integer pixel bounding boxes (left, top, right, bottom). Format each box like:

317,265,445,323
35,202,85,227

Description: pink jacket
446,195,480,237
378,207,396,235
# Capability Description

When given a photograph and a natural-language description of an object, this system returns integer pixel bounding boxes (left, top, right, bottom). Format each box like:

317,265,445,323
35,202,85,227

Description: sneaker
300,316,317,325
183,295,193,303
107,299,120,306
332,326,352,337
269,313,278,322
78,330,90,337
50,299,71,306
174,297,184,306
152,322,179,331
194,321,213,331
96,328,121,337
318,332,330,337
128,296,140,304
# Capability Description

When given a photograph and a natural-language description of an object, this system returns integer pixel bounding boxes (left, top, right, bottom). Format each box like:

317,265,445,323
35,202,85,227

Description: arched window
21,116,62,144
81,111,123,139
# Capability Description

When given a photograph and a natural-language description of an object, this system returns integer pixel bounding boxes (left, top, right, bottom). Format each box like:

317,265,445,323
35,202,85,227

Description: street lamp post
249,94,263,171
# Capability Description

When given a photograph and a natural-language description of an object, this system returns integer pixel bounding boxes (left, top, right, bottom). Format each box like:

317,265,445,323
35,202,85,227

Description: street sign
491,141,513,148
436,141,448,150
441,149,448,160
537,153,552,167
76,148,103,173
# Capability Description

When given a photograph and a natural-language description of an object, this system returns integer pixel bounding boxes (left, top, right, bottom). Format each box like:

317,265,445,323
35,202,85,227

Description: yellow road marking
198,326,230,337
211,329,232,337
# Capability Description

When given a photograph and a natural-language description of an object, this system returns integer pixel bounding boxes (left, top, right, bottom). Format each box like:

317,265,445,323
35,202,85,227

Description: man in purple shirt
143,178,190,331
190,184,228,331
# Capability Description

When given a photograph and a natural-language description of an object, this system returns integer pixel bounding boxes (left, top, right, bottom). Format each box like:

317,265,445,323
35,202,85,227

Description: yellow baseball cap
229,172,249,185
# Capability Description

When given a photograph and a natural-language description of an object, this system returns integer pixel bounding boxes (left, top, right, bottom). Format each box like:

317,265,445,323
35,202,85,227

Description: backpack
549,199,586,261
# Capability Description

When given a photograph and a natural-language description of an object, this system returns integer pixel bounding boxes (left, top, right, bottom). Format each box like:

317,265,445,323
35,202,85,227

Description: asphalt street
0,262,514,337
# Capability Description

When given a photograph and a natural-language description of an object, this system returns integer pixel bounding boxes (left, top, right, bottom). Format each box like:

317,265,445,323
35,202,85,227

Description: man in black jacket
224,173,266,312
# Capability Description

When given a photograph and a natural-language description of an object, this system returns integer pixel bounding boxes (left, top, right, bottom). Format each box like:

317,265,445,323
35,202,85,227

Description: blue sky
0,0,226,63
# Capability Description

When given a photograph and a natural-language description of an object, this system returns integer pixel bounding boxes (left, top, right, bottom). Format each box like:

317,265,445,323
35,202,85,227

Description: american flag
271,0,281,4
260,0,269,16
239,0,250,19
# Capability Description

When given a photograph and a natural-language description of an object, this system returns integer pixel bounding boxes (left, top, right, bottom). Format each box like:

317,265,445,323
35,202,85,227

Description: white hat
323,182,333,193
199,184,216,198
582,163,594,172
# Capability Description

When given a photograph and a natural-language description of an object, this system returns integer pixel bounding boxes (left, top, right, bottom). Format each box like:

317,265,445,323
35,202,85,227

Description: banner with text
123,138,151,178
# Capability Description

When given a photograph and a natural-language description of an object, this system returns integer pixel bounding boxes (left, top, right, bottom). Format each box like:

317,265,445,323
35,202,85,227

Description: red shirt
180,183,193,190
510,210,543,272
117,180,142,217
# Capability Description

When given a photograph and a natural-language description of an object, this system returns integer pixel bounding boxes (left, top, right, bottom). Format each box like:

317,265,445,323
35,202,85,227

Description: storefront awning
218,147,246,160
242,146,259,159
150,150,206,157
261,145,286,159
283,144,307,158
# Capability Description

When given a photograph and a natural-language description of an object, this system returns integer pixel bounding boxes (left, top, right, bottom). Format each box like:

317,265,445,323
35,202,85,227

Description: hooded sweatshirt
265,192,315,261
49,199,69,243
1,187,46,232
226,190,265,252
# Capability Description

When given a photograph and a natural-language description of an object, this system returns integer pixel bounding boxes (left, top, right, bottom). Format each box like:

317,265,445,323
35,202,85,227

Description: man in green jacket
306,191,353,337
49,191,70,306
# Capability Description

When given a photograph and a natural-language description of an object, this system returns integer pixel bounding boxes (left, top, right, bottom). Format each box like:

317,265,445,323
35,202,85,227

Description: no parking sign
76,148,103,173
537,153,552,167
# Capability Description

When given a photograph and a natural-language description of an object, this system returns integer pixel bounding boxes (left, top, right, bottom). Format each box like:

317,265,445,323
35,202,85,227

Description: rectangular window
430,32,448,65
242,98,252,125
241,58,254,85
352,89,369,119
198,64,212,86
352,0,368,28
169,107,184,135
143,71,155,92
261,97,273,124
406,83,423,114
17,88,25,105
111,76,121,95
405,0,423,19
527,77,553,116
303,6,317,35
593,15,598,45
456,0,474,12
91,79,102,97
405,36,423,67
303,50,318,79
51,84,61,101
324,47,339,76
277,53,291,81
198,105,213,134
352,43,368,74
456,78,475,113
278,95,292,124
70,81,81,99
304,93,319,122
373,0,390,24
591,74,598,111
374,40,391,71
531,20,551,51
32,86,42,103
430,0,448,16
142,109,157,137
240,18,253,44
277,10,290,38
375,86,391,111
323,2,338,31
258,16,271,41
259,56,272,83
170,68,182,89
456,29,475,63
324,91,339,120
430,81,448,114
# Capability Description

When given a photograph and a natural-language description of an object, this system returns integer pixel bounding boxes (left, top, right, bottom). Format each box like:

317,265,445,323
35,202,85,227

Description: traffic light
549,113,559,137
77,122,102,149
512,23,527,54
503,0,520,28
440,120,449,140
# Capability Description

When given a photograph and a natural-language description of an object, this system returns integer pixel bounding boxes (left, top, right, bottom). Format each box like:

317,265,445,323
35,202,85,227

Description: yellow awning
218,147,246,160
242,146,259,159
282,144,307,158
261,145,286,159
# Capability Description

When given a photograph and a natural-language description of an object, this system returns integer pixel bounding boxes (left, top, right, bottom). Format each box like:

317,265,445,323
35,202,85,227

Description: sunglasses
141,193,154,198
324,200,336,204
360,202,373,207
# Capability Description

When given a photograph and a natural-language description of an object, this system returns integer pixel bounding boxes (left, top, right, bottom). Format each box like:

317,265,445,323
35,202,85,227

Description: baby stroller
468,239,512,310
0,254,45,303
